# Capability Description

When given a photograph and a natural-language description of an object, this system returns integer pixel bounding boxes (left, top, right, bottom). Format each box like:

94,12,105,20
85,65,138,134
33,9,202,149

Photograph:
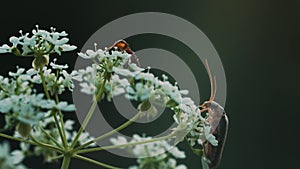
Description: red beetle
107,40,140,67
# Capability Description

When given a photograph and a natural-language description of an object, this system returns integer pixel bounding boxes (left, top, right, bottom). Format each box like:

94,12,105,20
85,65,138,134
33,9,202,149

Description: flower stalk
70,76,108,149
77,133,174,154
60,154,72,169
73,110,142,152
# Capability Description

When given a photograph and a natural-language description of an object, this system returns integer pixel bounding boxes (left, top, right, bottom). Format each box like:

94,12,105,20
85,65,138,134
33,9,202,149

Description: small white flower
172,121,191,145
61,70,74,91
32,28,49,36
135,72,155,82
60,44,77,51
22,36,36,46
0,44,11,53
128,63,144,72
110,136,128,148
11,150,24,164
11,143,29,164
71,131,96,147
181,97,194,105
56,101,76,111
50,62,68,70
179,90,189,95
80,82,97,95
168,147,186,159
167,158,177,167
198,126,218,146
9,36,20,46
78,51,95,59
113,67,135,77
46,36,69,45
178,103,192,114
8,68,25,77
201,156,211,169
0,97,13,112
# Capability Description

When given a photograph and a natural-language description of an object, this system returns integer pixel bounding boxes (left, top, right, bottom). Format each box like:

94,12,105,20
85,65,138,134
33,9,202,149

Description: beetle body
200,60,229,169
107,40,140,67
202,101,228,169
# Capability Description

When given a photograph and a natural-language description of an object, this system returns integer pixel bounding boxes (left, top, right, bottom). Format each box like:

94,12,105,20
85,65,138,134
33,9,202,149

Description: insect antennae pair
204,59,217,103
200,59,217,112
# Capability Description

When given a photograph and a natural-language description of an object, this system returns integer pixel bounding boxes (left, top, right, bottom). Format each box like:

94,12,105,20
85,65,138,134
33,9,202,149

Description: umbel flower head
74,45,218,148
110,134,187,169
0,25,77,70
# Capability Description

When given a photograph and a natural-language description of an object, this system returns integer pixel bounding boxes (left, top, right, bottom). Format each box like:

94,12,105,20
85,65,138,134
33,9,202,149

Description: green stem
39,68,67,149
45,44,54,54
0,133,37,145
53,110,68,149
29,135,63,153
60,155,72,169
39,127,63,149
73,111,141,152
0,84,8,93
55,94,68,148
39,68,50,100
0,133,63,153
70,78,107,148
49,154,64,161
52,69,68,148
77,133,174,154
74,155,121,169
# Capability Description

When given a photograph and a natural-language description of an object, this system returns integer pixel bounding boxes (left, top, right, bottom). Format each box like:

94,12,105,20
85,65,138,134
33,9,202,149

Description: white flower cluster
78,47,131,63
113,67,217,147
73,48,133,96
74,46,218,149
0,142,27,169
1,65,74,101
110,134,187,169
105,74,130,101
0,67,36,101
0,93,45,125
78,47,131,72
72,64,99,95
41,61,75,95
0,92,75,133
0,66,75,134
0,25,76,56
0,25,77,70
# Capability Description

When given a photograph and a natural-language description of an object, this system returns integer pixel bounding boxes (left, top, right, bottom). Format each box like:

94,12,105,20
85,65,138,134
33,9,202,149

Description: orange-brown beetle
107,40,140,67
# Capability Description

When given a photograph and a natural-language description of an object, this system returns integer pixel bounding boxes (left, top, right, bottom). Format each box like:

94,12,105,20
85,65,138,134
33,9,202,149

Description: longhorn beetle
200,60,229,169
107,39,141,67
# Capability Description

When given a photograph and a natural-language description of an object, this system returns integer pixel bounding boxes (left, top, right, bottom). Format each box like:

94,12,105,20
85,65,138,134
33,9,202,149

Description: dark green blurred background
0,0,299,169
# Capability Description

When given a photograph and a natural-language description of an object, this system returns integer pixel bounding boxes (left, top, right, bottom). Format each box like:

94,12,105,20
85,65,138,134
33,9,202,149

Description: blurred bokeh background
0,0,299,168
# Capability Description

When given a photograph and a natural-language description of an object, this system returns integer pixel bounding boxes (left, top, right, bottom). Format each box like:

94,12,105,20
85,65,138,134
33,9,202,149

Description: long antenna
204,59,214,102
212,76,217,101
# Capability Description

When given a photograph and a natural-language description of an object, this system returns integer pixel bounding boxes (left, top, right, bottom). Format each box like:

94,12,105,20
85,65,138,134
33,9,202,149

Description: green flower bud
11,47,21,56
32,54,49,70
17,122,32,138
